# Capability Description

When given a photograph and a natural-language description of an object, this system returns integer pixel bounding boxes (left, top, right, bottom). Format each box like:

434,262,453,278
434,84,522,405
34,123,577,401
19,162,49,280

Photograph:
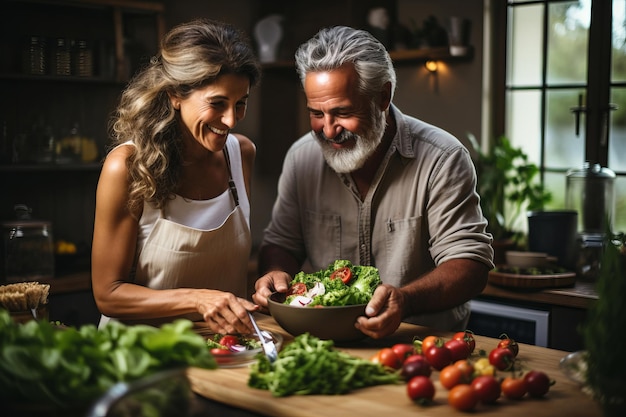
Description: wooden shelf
262,46,473,70
0,163,102,172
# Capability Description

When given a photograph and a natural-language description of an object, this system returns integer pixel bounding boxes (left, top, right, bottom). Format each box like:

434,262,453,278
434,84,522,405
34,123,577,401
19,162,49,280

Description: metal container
1,205,54,283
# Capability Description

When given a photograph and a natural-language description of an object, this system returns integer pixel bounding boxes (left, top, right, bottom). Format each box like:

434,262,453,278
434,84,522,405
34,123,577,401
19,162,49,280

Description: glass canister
1,206,55,283
566,162,616,236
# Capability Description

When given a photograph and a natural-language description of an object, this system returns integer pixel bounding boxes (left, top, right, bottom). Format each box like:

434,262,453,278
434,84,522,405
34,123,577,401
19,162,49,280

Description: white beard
316,108,387,173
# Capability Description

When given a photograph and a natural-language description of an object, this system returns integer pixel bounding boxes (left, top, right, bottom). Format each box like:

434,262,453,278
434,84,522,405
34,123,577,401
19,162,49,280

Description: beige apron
99,147,251,327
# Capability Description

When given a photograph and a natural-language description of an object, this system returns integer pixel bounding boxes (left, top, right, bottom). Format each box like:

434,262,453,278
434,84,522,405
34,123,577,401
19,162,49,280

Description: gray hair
294,26,396,101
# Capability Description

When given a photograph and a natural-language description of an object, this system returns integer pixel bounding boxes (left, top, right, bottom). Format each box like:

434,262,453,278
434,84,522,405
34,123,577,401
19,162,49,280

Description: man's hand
355,284,406,339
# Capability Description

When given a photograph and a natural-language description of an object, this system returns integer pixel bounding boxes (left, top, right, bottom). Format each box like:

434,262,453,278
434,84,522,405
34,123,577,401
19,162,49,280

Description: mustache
313,129,358,145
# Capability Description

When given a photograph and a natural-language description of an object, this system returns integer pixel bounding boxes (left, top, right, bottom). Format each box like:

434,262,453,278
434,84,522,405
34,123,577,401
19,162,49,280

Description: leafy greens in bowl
267,260,382,342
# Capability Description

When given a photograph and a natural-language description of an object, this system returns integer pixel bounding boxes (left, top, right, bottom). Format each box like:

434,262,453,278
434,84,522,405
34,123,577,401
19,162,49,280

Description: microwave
468,299,550,347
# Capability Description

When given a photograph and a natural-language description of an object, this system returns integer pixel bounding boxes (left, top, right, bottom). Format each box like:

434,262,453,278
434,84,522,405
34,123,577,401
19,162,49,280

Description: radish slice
289,295,313,307
307,282,326,298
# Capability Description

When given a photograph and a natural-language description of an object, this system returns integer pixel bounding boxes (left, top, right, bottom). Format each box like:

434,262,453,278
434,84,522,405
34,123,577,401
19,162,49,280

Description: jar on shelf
51,37,71,76
22,36,47,75
72,39,93,77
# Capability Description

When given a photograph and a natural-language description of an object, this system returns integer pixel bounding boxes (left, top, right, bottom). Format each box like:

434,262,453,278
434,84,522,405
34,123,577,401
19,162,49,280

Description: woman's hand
252,270,292,309
196,290,259,334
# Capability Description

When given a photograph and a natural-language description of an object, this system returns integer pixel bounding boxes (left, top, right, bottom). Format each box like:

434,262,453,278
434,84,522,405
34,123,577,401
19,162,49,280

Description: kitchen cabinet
0,0,164,276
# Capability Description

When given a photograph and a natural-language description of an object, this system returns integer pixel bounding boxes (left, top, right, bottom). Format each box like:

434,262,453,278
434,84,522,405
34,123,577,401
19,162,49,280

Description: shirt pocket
303,210,342,269
383,216,427,279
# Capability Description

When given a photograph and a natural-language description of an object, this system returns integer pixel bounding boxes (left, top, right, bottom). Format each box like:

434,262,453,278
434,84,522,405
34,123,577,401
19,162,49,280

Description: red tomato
401,356,432,380
330,266,352,284
218,335,240,348
210,348,232,356
453,330,476,353
444,338,470,362
439,364,468,390
391,343,415,361
489,347,515,371
448,384,478,412
524,370,552,397
423,345,452,370
407,376,435,404
501,376,528,400
372,347,402,369
286,282,307,296
471,375,501,404
498,335,520,357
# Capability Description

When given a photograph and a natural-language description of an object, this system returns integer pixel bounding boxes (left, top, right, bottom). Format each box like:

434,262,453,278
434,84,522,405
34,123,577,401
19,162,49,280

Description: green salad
284,259,381,307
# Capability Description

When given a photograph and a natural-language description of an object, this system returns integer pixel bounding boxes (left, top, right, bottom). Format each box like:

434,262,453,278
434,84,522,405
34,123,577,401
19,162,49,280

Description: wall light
424,60,438,73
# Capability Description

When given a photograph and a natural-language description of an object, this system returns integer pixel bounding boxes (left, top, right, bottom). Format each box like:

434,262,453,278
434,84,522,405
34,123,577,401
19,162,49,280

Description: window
497,0,626,232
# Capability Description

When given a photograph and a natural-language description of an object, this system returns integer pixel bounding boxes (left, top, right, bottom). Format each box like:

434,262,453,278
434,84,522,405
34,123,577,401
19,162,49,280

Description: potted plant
468,134,552,264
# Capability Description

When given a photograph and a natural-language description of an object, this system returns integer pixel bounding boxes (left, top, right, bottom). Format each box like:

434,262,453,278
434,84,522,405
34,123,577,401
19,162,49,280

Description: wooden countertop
480,280,598,309
187,313,601,417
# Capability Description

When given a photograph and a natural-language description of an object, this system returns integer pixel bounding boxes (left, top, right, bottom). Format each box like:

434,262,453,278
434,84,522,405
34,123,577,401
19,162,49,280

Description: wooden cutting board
188,315,602,417
488,270,577,289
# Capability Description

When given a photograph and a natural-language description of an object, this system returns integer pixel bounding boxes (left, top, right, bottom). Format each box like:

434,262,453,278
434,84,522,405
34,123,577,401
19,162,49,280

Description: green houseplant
468,134,551,258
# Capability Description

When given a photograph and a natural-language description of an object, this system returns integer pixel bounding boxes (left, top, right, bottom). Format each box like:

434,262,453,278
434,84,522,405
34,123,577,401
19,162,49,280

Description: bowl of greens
267,260,381,342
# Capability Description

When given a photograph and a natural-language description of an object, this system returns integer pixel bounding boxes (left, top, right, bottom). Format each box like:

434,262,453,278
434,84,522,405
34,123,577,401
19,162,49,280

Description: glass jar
22,36,47,75
566,162,616,236
72,39,93,77
51,37,71,76
2,209,55,283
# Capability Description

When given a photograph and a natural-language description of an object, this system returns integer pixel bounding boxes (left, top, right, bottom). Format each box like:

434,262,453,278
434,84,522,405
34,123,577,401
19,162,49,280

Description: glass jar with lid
1,205,54,283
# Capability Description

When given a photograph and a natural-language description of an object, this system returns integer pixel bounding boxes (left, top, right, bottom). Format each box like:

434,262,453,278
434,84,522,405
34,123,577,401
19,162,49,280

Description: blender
566,162,616,279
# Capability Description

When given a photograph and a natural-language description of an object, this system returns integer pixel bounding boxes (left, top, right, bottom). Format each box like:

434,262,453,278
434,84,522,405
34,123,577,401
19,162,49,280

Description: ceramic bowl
505,251,555,269
267,292,367,342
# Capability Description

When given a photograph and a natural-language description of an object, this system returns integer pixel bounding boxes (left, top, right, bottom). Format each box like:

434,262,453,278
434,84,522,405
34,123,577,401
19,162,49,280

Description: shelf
262,46,473,70
0,73,124,85
0,162,102,172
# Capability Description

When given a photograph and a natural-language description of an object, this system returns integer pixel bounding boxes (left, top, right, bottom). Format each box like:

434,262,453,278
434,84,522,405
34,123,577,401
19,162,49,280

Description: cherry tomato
444,338,470,362
391,343,415,361
419,335,443,353
489,347,515,371
439,364,468,390
330,266,352,284
401,356,432,380
473,357,495,376
448,384,478,412
423,345,452,370
524,370,552,397
498,334,520,357
407,375,435,404
372,347,402,369
501,376,527,400
286,282,307,296
218,335,240,348
210,348,232,356
453,360,475,380
471,375,501,404
453,330,476,353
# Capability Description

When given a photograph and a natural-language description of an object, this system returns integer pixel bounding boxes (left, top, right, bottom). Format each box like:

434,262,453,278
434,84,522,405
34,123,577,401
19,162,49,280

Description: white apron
99,145,251,327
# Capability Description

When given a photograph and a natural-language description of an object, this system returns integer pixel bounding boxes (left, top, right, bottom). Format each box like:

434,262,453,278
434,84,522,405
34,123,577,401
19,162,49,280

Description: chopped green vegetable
248,333,401,396
287,260,382,307
0,309,216,410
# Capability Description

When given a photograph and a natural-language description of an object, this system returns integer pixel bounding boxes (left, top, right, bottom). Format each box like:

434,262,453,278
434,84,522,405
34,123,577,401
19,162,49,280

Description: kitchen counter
481,280,598,310
187,313,601,417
